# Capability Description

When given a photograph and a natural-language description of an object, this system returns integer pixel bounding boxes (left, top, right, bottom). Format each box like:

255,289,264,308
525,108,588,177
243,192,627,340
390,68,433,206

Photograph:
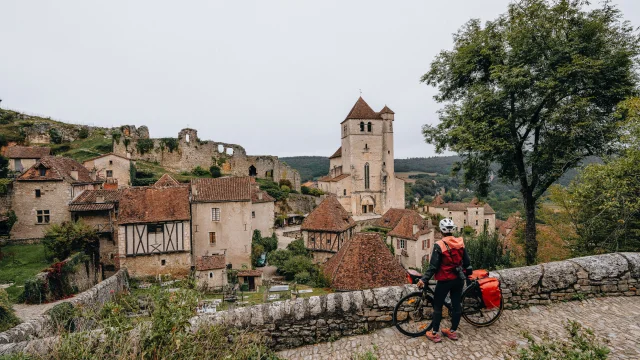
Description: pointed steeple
379,105,395,115
344,97,382,121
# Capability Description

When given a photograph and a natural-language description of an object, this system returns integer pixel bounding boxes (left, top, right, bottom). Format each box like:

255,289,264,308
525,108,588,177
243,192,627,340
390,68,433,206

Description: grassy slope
0,243,49,302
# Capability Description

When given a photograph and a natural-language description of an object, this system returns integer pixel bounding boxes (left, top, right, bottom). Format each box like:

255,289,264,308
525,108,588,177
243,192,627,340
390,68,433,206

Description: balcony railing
93,223,113,233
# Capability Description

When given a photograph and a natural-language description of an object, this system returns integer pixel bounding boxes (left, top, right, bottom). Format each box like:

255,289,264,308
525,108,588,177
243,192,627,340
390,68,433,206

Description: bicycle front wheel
461,288,503,327
393,291,435,337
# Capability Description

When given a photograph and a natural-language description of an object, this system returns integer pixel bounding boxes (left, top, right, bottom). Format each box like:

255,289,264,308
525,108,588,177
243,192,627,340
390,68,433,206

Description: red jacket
420,236,472,282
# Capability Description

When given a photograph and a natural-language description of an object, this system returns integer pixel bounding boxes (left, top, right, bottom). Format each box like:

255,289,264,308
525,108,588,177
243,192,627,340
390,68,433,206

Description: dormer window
360,122,365,132
38,167,46,177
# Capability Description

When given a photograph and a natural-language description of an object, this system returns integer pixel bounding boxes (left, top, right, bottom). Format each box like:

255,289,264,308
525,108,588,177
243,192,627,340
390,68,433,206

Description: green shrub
47,302,77,332
0,288,20,332
251,244,264,268
279,179,293,189
78,127,89,139
132,177,158,186
94,142,112,153
159,138,179,153
280,185,291,192
464,232,512,271
209,165,222,178
192,166,209,177
111,132,122,144
286,239,308,257
48,128,63,144
266,249,292,268
135,138,154,155
309,188,324,196
43,221,98,262
301,186,310,194
294,271,311,284
22,278,47,304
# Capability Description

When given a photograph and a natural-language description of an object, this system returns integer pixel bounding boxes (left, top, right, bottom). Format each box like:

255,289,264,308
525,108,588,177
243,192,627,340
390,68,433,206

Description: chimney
413,224,419,235
96,196,105,203
258,192,263,200
70,170,78,181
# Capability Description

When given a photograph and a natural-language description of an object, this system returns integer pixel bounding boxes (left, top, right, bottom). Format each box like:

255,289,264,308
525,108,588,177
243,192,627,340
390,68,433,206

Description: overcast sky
1,1,639,159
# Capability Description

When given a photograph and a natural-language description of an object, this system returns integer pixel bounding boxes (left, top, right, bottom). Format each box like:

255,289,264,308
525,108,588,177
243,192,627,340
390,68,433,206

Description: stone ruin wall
112,126,300,190
191,252,640,350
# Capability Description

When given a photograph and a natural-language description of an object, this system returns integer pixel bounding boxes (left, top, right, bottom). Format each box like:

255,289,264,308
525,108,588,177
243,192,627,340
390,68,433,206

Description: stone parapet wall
0,269,129,346
192,253,640,350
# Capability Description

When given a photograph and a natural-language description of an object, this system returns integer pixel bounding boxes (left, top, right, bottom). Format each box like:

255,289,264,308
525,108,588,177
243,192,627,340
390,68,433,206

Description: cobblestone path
277,296,640,360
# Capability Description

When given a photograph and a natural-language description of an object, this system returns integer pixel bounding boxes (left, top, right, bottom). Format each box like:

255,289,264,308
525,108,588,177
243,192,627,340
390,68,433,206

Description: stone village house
190,177,274,288
3,146,51,174
11,156,103,240
301,195,356,264
425,196,496,234
195,254,227,290
69,189,123,278
83,153,134,189
374,208,434,270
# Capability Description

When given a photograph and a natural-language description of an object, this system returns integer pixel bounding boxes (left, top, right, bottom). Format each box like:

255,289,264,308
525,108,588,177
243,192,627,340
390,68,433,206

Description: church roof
329,147,342,159
322,232,408,291
344,97,382,121
301,195,355,232
379,105,395,115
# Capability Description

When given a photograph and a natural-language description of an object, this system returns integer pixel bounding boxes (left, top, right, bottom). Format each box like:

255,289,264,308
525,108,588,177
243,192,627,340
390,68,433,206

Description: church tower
319,97,405,216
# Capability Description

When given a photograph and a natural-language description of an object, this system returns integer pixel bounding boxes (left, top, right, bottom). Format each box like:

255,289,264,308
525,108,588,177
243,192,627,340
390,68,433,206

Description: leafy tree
49,128,63,144
422,0,639,264
550,98,640,254
209,165,222,178
135,139,154,155
286,239,308,257
43,221,99,262
0,156,9,178
463,232,512,270
266,249,292,268
191,166,209,177
250,244,265,268
0,288,20,332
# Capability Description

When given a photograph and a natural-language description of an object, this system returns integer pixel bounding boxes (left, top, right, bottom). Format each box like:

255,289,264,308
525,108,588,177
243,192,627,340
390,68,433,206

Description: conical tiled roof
344,97,382,121
323,232,408,291
379,105,395,115
301,195,355,232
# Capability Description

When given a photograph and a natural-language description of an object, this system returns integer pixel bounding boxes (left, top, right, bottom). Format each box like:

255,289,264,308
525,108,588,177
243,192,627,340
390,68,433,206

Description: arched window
360,122,365,132
367,122,372,132
364,163,370,189
343,189,347,196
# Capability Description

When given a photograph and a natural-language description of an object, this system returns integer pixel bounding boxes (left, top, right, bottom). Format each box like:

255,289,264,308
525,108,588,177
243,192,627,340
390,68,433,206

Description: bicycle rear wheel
393,291,434,337
461,287,503,327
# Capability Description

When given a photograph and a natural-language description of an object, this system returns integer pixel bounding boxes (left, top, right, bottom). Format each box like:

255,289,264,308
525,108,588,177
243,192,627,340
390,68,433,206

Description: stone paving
277,296,640,360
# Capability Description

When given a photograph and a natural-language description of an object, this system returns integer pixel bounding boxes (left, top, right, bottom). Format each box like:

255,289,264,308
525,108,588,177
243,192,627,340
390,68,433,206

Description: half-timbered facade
301,195,356,264
117,185,191,277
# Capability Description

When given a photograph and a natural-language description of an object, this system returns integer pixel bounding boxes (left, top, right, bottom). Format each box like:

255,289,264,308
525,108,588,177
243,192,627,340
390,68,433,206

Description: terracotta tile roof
237,269,263,277
153,173,183,188
69,203,114,212
118,186,190,224
301,195,355,232
252,184,275,203
431,195,444,206
191,177,252,203
317,173,350,183
301,181,317,188
82,152,131,163
4,146,50,159
71,189,123,204
379,105,395,115
69,189,123,211
322,232,408,291
195,255,226,271
374,208,416,229
329,147,342,159
387,211,432,241
344,97,382,121
17,156,101,184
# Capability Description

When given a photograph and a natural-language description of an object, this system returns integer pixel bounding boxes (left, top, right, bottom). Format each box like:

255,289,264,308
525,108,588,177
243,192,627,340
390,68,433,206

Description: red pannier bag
468,269,489,280
478,277,501,309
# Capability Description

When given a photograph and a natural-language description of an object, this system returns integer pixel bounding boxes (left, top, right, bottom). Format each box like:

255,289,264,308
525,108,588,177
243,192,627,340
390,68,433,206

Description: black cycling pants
431,278,464,332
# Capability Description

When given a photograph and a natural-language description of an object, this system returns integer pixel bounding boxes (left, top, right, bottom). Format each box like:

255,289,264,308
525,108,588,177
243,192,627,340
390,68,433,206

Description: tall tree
422,0,639,264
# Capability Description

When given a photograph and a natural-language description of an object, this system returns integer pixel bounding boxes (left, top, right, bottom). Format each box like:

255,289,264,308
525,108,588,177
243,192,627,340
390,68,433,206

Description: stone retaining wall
0,269,129,346
192,253,640,350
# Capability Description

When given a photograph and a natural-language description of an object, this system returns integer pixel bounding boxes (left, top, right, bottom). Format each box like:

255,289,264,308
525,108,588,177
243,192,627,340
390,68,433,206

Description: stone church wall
112,127,300,190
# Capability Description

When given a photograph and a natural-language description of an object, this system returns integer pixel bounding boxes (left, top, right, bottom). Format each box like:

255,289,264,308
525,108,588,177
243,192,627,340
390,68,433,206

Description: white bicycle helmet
439,218,457,234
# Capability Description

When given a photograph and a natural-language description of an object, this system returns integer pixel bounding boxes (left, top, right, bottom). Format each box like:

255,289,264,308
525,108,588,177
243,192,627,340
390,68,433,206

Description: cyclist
417,218,472,343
